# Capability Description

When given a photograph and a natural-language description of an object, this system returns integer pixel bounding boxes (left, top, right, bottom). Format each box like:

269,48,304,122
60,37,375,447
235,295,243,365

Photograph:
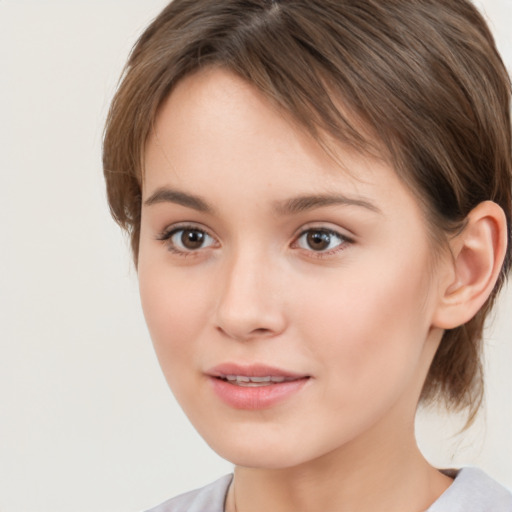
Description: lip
208,363,307,379
206,363,310,410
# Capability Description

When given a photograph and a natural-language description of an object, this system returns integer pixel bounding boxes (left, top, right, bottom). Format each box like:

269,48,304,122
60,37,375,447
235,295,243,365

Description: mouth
206,364,311,409
215,374,306,387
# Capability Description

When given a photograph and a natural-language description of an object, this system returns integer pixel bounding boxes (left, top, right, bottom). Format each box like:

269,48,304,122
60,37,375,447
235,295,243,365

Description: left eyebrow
273,194,382,215
143,187,213,213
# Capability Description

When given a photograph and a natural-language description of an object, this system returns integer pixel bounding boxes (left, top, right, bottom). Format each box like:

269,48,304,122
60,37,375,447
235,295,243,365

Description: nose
214,249,287,341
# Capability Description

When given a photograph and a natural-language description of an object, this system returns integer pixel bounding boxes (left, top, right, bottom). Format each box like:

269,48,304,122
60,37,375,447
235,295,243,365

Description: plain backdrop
1,1,511,511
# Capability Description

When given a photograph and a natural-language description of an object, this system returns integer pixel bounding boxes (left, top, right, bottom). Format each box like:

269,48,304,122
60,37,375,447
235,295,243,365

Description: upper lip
207,363,309,379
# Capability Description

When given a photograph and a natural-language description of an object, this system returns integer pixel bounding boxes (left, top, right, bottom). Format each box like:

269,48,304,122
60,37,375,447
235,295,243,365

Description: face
138,68,447,469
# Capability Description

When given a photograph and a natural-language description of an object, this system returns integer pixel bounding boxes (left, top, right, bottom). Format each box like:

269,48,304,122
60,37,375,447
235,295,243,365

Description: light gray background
0,1,510,511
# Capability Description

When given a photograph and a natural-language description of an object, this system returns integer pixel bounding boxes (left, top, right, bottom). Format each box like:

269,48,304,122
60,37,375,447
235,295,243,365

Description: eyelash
292,228,352,258
156,224,217,257
156,224,353,258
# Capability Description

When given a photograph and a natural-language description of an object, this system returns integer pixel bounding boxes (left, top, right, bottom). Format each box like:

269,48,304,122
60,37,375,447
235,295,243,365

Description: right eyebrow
273,193,381,215
143,187,213,213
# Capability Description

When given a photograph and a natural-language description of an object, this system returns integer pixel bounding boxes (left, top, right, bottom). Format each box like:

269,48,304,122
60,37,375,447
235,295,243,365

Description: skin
138,68,457,512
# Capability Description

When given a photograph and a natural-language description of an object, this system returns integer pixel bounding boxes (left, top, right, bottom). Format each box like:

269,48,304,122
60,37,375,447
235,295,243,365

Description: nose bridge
215,241,285,340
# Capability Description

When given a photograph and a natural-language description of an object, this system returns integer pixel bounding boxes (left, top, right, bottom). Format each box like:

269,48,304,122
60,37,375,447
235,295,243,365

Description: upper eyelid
296,227,345,237
157,222,215,240
293,228,349,247
155,221,354,246
291,229,353,259
293,223,354,241
157,225,218,256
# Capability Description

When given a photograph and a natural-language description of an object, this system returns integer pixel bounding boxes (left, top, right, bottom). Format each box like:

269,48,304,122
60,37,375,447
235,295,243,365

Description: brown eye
165,227,216,252
180,229,206,250
306,231,331,251
296,229,346,253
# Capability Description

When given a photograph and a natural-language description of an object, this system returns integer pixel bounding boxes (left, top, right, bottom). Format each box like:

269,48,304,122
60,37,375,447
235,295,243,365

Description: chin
202,429,327,470
219,446,307,470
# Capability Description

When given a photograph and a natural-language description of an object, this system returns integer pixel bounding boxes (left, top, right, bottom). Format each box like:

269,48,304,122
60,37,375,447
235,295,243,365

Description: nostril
252,328,272,335
216,324,276,341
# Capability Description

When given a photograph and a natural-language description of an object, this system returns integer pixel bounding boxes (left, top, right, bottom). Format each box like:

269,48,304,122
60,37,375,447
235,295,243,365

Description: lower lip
208,377,309,410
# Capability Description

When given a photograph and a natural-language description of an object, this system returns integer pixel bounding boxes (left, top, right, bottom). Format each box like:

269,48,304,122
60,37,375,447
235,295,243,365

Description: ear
433,201,508,329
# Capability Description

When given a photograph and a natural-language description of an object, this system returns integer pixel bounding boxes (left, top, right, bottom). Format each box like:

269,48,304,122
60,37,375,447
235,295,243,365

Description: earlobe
433,201,508,330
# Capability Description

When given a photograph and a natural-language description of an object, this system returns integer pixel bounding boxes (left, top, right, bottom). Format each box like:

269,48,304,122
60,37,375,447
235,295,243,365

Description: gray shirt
146,467,512,512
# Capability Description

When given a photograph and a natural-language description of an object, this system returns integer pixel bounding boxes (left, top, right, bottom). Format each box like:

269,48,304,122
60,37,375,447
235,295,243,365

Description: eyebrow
144,187,381,216
273,194,381,215
144,187,213,213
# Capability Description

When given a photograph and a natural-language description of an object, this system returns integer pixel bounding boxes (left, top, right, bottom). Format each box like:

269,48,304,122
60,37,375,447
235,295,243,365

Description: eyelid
156,222,219,254
292,222,355,242
157,221,208,238
291,224,354,256
155,221,353,257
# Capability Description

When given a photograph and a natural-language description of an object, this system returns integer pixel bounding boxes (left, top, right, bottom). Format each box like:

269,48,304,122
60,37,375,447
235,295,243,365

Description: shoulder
428,467,512,512
144,474,233,512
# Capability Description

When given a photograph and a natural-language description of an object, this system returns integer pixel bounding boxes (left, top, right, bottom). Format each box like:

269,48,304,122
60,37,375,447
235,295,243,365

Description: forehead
143,67,419,219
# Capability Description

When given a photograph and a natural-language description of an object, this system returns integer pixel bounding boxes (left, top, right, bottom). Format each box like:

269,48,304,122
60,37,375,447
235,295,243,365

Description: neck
227,421,452,512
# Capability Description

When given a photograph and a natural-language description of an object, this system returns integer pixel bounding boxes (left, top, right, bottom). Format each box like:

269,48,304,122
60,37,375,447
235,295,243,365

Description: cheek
137,258,211,378
295,251,434,401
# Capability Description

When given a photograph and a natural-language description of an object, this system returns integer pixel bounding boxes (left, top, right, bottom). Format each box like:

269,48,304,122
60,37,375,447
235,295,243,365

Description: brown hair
103,0,512,421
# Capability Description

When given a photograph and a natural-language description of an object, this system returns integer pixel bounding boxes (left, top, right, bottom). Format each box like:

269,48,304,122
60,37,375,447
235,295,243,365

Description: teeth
248,376,272,383
223,375,293,386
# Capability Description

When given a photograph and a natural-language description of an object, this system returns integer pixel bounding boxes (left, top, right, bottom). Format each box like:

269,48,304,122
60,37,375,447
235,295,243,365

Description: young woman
103,1,512,510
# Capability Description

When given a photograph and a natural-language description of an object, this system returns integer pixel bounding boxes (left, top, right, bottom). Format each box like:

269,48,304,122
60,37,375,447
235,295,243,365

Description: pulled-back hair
103,0,512,422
